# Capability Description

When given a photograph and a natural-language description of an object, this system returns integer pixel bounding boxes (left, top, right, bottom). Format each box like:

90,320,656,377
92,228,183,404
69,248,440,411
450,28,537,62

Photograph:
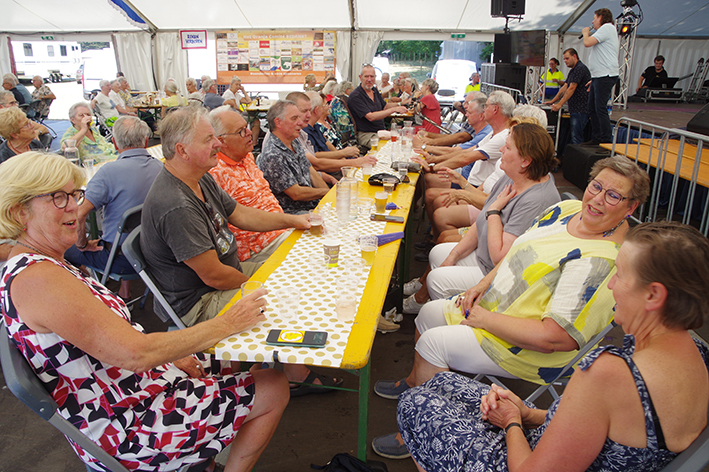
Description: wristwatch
485,209,502,220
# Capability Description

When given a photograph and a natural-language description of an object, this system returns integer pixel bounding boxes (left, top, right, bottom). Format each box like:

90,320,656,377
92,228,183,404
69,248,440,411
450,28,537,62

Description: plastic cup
383,177,397,194
370,136,379,151
396,162,408,181
362,163,373,181
241,281,263,297
309,254,330,282
358,198,373,217
359,235,378,266
336,276,359,322
309,210,323,236
374,191,388,213
276,287,301,320
323,239,341,267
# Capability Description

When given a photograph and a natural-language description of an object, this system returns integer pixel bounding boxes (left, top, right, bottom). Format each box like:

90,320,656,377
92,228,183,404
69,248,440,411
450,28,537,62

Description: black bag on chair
311,453,388,472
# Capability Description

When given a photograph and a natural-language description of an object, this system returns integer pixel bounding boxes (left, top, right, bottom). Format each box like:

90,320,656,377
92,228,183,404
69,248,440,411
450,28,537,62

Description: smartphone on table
266,330,328,348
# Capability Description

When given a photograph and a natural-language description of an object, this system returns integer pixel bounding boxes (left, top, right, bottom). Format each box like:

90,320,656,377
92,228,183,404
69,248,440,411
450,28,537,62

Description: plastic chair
87,204,147,309
0,320,130,472
121,226,187,329
475,321,617,404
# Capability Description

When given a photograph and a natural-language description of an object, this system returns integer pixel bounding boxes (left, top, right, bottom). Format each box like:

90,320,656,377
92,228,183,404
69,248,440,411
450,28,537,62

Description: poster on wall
215,30,336,84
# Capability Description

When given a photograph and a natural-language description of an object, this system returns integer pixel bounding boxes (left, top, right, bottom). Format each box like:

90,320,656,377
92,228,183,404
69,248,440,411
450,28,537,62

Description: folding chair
475,321,617,404
87,204,147,309
121,226,187,329
0,320,130,472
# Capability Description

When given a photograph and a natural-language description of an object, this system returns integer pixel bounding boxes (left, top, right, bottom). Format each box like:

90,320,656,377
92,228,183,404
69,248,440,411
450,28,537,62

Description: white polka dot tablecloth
213,207,390,368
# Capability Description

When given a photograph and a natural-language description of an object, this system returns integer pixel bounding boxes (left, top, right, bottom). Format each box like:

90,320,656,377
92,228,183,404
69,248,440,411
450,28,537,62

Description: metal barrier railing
480,83,522,103
610,117,709,235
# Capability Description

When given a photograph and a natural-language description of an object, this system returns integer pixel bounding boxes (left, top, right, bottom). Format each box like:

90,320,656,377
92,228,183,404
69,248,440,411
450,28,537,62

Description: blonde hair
0,152,85,239
0,106,27,139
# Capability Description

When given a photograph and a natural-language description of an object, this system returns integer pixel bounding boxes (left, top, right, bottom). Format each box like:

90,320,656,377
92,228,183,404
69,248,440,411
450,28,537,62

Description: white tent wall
114,32,156,92
154,33,189,96
0,35,12,78
350,31,384,82
336,31,352,82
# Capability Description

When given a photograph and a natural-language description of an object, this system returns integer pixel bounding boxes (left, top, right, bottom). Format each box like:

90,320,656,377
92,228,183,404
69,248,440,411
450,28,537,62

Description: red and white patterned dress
1,253,255,471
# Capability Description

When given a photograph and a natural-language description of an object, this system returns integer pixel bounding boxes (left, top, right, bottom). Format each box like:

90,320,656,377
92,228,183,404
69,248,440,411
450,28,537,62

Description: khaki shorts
182,288,240,327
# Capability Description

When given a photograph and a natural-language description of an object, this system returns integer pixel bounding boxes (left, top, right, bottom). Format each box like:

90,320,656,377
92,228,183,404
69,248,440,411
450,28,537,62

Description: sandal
289,370,344,397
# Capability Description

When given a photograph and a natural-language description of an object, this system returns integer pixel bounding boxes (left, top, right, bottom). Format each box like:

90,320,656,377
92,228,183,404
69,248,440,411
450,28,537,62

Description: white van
12,40,82,82
431,59,477,107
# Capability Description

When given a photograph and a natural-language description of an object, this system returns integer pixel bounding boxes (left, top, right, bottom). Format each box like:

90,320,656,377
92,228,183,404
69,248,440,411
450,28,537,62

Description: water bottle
336,179,350,228
606,99,613,117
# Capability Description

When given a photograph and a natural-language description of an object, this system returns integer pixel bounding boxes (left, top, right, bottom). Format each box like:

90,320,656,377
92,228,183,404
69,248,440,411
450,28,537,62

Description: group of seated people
1,68,708,472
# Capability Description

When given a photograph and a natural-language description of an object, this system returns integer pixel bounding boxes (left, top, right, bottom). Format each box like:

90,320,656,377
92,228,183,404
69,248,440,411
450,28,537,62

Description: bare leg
405,351,449,388
118,280,131,299
413,456,427,472
223,369,289,472
438,229,463,243
433,204,475,235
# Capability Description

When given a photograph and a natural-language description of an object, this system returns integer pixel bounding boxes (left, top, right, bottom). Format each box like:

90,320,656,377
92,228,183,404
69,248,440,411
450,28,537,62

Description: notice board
215,30,336,85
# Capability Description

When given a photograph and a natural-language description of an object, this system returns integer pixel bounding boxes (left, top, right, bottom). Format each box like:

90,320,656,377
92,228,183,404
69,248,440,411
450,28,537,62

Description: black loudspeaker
493,34,512,64
563,144,611,191
488,63,526,90
687,102,709,137
491,0,525,16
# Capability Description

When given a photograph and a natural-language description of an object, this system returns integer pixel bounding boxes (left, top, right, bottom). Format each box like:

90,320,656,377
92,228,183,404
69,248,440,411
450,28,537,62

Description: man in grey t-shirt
141,107,309,326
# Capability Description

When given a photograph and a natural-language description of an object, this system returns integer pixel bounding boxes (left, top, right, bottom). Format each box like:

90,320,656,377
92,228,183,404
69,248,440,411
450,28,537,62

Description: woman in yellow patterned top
372,157,650,459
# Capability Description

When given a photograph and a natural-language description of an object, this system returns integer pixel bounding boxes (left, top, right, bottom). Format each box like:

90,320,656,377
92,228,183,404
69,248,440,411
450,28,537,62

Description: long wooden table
211,142,418,459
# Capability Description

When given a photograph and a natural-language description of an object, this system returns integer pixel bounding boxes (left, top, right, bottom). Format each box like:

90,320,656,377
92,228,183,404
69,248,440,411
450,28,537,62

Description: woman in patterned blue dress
0,152,289,472
398,221,709,472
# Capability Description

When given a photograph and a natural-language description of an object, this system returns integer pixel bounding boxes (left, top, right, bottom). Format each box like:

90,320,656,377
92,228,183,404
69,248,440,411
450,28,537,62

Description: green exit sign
451,33,466,39
41,36,54,40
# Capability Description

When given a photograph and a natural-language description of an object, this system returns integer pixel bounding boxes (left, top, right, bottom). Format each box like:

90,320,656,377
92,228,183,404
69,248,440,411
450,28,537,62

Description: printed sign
180,30,207,49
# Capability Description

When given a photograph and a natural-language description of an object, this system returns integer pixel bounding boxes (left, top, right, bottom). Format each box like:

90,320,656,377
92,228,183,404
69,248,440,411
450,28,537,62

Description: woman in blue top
398,221,709,472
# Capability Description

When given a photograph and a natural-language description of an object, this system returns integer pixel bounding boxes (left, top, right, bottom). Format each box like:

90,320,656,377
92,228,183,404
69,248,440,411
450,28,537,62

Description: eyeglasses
587,180,628,206
21,120,34,130
204,202,222,234
29,189,85,209
219,127,249,139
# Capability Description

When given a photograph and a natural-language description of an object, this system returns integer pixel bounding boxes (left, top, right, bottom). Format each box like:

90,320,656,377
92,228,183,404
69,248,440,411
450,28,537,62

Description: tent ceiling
1,0,707,37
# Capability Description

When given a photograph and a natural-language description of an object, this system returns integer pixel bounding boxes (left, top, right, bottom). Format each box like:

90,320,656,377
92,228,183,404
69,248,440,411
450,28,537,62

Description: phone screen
266,330,328,348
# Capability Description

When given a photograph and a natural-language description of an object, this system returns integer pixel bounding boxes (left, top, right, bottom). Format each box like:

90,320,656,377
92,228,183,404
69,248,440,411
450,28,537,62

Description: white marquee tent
1,0,708,94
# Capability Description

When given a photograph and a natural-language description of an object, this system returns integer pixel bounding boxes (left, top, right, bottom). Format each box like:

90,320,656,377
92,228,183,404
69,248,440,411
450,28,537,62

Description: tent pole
557,0,598,35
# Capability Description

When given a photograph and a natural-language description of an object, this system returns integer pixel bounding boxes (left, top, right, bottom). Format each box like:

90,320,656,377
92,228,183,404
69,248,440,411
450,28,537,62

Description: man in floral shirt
30,76,56,118
208,106,292,276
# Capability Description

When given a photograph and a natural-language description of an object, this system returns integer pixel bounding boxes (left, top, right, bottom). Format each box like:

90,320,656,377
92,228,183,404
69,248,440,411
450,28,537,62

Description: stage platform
612,101,706,130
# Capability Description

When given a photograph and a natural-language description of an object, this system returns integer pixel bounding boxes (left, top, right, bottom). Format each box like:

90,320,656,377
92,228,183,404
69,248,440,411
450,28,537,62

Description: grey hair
158,106,209,160
513,104,548,128
0,90,14,106
488,91,516,118
186,77,198,87
336,81,353,95
421,78,439,94
2,73,18,86
165,81,179,94
117,76,128,85
32,75,43,82
305,91,322,110
468,96,488,114
230,76,242,85
112,116,150,150
99,79,110,88
209,105,237,136
202,78,215,92
267,100,297,131
322,80,338,96
69,101,91,120
404,77,418,92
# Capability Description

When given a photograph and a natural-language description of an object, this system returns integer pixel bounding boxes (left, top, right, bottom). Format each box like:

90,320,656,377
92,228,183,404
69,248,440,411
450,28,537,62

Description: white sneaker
402,294,425,314
403,278,423,296
377,316,400,333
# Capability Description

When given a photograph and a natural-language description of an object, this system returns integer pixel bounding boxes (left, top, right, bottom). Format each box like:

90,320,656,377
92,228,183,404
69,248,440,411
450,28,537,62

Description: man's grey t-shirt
141,168,240,318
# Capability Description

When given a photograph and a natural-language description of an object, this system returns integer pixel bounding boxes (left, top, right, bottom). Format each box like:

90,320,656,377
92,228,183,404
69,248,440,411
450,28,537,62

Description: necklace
15,240,55,259
603,218,626,238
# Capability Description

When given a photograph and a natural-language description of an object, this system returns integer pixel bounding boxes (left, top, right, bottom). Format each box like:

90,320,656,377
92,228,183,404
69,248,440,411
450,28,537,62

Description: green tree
80,42,110,52
376,40,441,57
480,42,494,63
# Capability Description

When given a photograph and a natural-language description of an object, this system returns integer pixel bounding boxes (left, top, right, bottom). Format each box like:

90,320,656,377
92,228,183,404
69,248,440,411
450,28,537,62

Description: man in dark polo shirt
637,55,668,92
546,48,592,145
347,64,407,146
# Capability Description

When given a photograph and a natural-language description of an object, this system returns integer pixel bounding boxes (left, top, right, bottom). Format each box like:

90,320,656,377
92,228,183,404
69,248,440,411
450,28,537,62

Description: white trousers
427,243,486,300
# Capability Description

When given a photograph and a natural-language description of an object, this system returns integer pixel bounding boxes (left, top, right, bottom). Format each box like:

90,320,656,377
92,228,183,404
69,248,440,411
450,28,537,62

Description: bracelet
76,241,88,249
486,209,502,220
505,422,523,433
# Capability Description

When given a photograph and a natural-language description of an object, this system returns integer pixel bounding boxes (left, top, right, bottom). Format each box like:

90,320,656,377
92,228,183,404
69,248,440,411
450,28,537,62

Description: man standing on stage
546,48,592,145
583,8,619,145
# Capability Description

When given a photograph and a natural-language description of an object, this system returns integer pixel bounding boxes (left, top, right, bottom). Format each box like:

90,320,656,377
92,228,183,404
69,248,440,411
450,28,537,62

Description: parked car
431,59,477,107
